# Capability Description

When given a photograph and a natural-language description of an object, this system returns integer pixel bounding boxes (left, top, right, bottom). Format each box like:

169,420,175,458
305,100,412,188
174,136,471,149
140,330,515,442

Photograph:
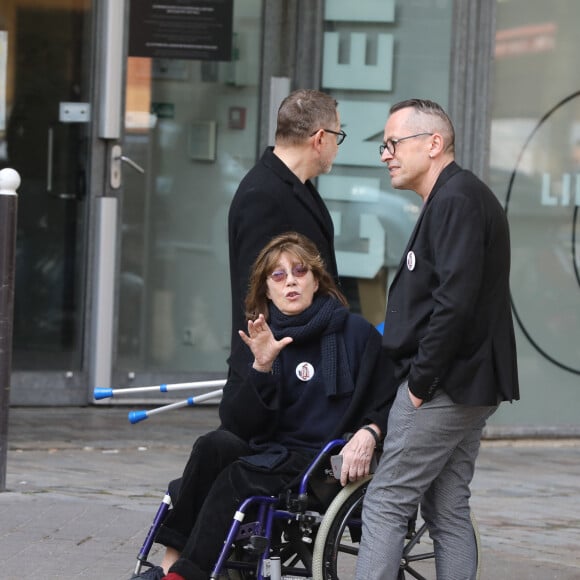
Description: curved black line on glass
504,90,580,375
573,205,579,287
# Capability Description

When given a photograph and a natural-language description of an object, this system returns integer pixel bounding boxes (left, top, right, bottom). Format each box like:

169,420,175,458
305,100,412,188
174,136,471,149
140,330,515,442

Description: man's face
380,108,432,192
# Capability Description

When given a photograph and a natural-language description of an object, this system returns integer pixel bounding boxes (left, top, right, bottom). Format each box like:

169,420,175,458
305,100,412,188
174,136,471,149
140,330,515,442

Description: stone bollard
0,167,20,491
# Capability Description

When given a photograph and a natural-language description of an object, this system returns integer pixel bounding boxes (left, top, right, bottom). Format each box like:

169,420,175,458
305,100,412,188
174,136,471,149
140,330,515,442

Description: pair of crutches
93,380,226,423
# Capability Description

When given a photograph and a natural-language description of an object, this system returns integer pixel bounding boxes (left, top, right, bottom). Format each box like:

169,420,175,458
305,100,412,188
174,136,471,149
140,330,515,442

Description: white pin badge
406,251,416,271
296,362,315,382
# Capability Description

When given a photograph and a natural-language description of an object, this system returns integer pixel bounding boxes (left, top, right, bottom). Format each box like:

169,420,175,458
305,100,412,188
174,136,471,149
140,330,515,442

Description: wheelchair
132,438,482,580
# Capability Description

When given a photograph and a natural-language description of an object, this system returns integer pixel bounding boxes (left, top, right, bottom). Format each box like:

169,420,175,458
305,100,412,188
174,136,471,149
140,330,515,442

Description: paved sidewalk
2,406,580,579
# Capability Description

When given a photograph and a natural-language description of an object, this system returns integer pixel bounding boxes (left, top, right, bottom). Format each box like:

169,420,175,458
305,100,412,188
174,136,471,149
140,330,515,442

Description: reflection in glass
117,2,263,377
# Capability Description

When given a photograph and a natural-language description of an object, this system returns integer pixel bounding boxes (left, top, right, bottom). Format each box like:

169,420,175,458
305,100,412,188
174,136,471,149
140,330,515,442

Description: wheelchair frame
133,437,480,580
103,381,480,579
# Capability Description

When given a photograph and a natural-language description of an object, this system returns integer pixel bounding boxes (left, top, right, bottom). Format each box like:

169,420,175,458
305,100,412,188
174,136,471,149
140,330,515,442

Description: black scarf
268,295,353,397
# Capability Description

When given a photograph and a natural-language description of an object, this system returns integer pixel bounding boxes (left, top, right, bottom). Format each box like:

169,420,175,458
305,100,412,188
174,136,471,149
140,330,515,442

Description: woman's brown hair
244,232,348,320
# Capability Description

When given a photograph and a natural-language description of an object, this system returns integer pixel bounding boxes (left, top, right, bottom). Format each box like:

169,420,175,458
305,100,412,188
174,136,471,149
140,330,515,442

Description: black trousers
156,429,310,574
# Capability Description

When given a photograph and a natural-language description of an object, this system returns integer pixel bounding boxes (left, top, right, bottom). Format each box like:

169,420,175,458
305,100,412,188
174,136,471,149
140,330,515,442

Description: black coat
219,313,396,447
382,162,520,406
227,147,338,386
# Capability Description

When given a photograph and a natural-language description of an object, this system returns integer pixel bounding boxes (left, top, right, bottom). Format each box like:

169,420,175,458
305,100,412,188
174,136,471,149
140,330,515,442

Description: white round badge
296,362,315,382
406,251,416,271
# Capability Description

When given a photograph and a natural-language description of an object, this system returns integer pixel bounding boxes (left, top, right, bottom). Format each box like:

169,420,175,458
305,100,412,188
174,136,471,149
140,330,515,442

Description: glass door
113,1,263,390
0,0,93,404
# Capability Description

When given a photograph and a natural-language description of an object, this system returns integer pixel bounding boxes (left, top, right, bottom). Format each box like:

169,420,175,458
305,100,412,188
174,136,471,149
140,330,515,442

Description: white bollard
0,167,21,491
0,167,21,195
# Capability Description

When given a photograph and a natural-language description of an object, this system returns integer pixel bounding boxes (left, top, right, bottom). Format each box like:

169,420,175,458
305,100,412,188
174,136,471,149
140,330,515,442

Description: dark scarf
268,295,353,397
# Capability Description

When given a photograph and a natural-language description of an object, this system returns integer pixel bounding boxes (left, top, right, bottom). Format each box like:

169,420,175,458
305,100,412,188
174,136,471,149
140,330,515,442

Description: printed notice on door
129,0,233,61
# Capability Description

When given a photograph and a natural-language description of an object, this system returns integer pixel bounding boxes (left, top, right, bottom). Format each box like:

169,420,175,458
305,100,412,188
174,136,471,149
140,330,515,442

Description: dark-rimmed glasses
379,132,433,156
269,264,309,283
310,128,347,145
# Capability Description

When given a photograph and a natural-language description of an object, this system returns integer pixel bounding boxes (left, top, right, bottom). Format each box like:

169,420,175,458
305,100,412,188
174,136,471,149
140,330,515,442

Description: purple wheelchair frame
134,438,346,579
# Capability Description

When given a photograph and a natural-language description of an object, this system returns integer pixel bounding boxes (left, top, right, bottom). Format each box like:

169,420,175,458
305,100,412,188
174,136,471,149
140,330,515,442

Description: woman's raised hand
239,314,293,373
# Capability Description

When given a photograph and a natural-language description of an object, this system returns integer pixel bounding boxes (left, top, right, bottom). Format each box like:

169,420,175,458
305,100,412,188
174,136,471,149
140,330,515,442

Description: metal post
0,168,20,491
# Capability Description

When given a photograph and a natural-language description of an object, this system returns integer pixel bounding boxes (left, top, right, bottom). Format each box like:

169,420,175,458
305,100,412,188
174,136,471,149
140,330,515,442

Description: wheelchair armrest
297,439,346,496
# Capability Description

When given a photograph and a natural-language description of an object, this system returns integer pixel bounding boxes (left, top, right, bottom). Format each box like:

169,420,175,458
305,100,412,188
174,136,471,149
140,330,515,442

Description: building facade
0,0,578,433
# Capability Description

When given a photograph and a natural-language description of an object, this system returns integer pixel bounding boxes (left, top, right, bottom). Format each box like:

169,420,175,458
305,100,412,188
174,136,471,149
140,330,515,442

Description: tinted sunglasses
269,264,309,283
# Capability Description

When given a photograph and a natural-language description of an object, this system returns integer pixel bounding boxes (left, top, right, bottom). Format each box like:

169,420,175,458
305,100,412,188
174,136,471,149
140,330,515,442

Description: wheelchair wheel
311,477,482,580
311,476,371,580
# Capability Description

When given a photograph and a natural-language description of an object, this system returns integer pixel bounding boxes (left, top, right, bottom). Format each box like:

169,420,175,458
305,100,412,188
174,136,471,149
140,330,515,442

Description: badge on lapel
296,362,315,382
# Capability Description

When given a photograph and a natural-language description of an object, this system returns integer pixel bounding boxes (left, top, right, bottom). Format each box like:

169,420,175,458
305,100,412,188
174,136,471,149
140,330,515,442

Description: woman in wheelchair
133,232,396,580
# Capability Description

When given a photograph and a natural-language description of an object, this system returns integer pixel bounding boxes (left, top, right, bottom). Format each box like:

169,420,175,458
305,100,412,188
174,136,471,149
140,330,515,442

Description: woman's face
265,251,319,316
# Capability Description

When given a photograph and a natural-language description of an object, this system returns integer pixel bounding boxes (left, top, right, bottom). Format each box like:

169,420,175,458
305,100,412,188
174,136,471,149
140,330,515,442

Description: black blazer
227,147,339,385
382,162,519,406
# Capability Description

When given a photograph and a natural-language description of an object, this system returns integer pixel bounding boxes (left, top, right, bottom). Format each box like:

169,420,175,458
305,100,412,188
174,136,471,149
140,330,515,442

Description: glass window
1,0,92,371
490,0,580,425
319,0,453,324
117,1,263,377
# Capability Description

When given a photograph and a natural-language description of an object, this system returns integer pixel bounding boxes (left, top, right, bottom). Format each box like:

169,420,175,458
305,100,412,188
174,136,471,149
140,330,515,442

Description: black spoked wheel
311,477,482,580
312,477,440,580
312,477,373,580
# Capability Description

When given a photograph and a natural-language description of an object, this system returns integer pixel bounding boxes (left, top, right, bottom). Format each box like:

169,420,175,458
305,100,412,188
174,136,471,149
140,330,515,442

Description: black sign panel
129,0,233,61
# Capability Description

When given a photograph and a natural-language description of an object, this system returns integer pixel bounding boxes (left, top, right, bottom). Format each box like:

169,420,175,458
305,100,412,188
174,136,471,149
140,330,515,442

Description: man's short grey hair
390,98,455,153
276,89,339,145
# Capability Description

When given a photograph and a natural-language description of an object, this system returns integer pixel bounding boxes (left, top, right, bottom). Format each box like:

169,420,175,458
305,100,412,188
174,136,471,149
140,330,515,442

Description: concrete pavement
2,405,580,579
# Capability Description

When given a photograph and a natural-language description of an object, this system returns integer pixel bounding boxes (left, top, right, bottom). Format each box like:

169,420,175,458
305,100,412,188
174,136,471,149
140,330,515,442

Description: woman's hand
239,314,293,373
338,426,379,486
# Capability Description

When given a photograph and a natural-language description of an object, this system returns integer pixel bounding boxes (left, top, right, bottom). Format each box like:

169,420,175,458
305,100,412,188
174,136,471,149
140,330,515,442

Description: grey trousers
355,382,497,580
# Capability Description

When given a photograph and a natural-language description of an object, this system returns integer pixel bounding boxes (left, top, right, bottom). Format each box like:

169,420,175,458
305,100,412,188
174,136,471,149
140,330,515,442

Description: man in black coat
356,99,520,580
227,89,345,391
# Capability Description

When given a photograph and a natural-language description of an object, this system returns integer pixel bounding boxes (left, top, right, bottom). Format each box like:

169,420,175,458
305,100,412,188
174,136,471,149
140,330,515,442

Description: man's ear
430,133,445,156
311,129,324,152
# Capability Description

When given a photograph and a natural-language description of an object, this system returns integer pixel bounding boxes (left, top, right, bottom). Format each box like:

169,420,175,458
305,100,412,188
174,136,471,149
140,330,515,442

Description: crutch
93,379,226,400
92,379,226,423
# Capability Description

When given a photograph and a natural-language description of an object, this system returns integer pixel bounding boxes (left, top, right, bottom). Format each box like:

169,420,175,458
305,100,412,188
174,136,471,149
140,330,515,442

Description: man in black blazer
356,99,519,580
226,89,344,394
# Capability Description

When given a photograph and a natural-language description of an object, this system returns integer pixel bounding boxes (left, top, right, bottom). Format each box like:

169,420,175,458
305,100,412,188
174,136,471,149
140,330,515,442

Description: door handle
110,144,145,189
120,154,145,174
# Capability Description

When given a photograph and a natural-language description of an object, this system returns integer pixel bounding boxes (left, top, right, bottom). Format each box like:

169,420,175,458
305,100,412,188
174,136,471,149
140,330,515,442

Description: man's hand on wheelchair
338,424,381,487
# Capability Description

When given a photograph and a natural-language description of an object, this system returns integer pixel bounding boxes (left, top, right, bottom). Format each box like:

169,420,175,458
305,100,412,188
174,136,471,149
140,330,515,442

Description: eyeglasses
310,128,347,145
379,132,433,156
269,264,309,283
